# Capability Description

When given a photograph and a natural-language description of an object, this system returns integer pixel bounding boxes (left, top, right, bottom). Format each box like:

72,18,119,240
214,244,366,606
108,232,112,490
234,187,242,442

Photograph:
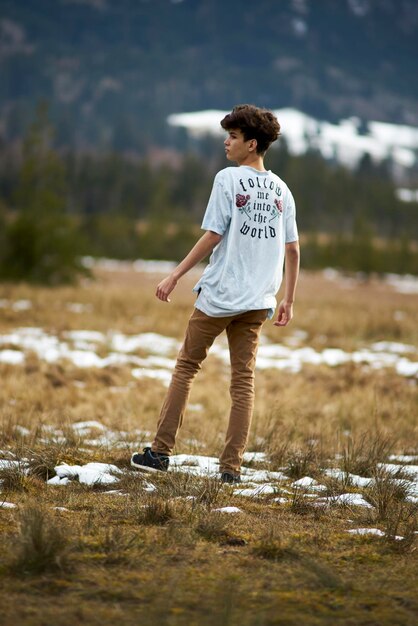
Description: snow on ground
396,188,418,203
384,273,418,295
291,476,327,491
322,267,418,295
81,257,179,274
19,420,153,449
315,493,373,508
3,450,417,509
48,462,121,486
1,325,417,381
0,299,32,311
2,442,418,544
167,107,418,171
65,302,93,314
346,528,405,540
213,506,242,513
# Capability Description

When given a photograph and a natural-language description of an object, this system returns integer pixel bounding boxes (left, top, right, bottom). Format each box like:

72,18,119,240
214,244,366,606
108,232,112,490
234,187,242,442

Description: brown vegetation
0,268,417,625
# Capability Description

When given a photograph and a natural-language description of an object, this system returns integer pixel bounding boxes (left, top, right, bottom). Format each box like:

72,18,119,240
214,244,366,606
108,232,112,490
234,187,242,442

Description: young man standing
131,104,300,483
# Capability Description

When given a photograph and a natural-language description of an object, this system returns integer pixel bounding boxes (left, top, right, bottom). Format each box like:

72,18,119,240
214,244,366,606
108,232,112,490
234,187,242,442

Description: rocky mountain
0,0,417,151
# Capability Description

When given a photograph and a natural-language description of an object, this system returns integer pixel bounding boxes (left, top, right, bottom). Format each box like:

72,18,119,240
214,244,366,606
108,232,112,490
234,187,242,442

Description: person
131,104,300,483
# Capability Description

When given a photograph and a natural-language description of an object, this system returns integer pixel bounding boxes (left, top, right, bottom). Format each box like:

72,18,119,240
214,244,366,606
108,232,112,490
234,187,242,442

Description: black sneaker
131,447,169,472
221,471,241,484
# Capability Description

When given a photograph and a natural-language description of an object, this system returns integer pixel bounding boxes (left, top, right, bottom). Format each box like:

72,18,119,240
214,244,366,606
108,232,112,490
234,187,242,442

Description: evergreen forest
0,106,417,285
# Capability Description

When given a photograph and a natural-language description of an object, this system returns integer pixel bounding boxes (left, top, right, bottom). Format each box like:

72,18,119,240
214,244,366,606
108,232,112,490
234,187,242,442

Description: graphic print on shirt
235,194,251,218
237,174,283,240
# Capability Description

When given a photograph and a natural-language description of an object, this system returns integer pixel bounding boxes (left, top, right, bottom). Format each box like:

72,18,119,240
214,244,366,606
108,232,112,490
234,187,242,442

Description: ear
248,138,257,152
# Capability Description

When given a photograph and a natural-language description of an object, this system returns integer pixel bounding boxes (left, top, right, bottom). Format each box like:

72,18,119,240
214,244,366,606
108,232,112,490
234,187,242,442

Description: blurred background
0,0,418,284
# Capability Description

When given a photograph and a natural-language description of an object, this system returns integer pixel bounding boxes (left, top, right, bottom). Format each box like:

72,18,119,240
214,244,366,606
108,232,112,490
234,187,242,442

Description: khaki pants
152,307,268,474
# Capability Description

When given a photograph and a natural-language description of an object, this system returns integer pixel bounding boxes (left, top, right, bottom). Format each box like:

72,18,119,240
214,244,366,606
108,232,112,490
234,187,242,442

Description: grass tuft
195,511,230,543
340,431,394,477
99,526,140,564
383,501,417,552
0,462,40,494
25,443,88,482
191,475,224,510
134,495,175,526
252,528,299,561
284,441,325,479
366,468,414,521
9,503,71,575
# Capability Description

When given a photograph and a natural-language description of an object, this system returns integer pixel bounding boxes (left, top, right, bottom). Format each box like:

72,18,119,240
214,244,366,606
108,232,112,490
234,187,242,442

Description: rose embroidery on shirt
269,198,283,222
274,199,283,213
236,193,251,218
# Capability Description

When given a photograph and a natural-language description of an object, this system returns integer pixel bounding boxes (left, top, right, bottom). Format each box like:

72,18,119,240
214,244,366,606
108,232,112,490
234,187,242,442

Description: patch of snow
188,403,204,412
15,425,30,436
111,332,180,356
385,273,418,294
66,303,93,314
292,476,327,491
240,469,287,483
0,459,25,470
170,454,220,475
323,469,374,487
242,451,268,463
396,360,418,377
316,492,373,508
0,501,17,509
396,188,418,203
347,527,404,540
65,330,105,343
133,259,178,274
14,300,32,311
168,107,418,170
234,484,277,497
213,506,242,513
0,349,25,365
131,368,172,386
2,325,417,380
389,454,418,463
71,420,107,434
377,463,418,479
347,527,385,537
54,462,121,485
371,341,416,354
82,257,180,275
47,475,70,486
0,299,33,311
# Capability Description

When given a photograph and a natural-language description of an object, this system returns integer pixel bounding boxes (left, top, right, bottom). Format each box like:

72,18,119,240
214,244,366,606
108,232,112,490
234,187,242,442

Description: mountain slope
0,0,417,150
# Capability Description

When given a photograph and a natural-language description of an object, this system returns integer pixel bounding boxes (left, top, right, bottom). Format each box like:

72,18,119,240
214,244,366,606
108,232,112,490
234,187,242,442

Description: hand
156,274,178,302
274,300,293,327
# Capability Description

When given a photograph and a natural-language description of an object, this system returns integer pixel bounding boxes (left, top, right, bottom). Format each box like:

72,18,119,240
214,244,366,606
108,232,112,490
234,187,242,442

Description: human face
224,128,256,165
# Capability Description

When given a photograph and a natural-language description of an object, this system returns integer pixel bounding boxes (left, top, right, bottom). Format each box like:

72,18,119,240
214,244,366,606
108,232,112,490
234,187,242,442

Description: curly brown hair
220,104,281,154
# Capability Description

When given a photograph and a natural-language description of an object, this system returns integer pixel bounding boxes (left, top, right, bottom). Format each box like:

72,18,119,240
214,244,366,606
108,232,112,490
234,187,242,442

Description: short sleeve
201,173,232,235
285,189,299,243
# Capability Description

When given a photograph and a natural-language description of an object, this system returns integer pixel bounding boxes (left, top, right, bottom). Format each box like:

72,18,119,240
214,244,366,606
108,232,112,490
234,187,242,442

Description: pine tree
0,103,87,285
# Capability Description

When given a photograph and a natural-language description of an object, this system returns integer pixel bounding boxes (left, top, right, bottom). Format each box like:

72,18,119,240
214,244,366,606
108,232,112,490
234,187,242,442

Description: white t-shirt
193,165,298,318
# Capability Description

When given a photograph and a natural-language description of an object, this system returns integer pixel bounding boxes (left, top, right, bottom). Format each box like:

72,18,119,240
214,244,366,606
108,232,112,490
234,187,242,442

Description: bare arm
156,230,222,302
274,240,300,327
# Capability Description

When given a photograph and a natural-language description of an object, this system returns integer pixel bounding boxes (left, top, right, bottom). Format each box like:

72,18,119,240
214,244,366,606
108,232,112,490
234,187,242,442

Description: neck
237,153,266,171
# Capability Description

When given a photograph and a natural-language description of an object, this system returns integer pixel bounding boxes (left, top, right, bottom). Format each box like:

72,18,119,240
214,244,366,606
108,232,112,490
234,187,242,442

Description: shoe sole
130,458,167,473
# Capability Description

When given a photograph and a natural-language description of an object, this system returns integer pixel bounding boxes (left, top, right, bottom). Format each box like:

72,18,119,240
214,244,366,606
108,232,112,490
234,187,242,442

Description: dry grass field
0,263,417,626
